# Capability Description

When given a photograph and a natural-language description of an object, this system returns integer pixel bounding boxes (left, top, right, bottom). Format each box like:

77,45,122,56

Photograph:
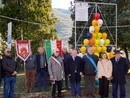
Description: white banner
7,22,12,49
75,2,88,21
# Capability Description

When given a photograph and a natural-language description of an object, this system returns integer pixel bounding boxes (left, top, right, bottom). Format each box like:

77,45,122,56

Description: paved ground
0,75,130,98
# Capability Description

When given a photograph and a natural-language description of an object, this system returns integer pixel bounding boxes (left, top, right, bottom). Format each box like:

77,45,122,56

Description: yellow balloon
84,39,89,46
109,52,114,59
102,46,107,52
80,46,86,54
96,46,102,53
97,33,102,39
92,20,98,27
105,39,110,46
92,46,96,52
128,69,130,74
92,33,97,39
95,39,100,46
95,26,100,33
94,52,99,57
102,32,107,39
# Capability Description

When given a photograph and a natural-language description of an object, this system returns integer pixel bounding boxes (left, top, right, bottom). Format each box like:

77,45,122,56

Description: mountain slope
53,8,73,43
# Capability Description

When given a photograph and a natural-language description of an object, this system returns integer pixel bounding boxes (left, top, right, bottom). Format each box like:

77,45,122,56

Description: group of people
0,46,129,98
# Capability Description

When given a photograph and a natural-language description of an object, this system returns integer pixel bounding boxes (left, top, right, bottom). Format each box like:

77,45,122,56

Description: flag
45,40,62,61
7,22,12,49
15,40,31,61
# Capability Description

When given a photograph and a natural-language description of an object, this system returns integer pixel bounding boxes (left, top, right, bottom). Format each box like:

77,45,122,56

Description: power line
71,25,130,28
0,14,130,28
0,15,46,26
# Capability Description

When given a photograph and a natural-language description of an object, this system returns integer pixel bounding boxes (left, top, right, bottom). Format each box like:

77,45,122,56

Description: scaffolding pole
74,1,117,48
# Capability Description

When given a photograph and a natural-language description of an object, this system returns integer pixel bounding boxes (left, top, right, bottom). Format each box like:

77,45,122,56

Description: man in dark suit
36,47,48,91
62,47,70,88
67,49,83,97
111,50,129,98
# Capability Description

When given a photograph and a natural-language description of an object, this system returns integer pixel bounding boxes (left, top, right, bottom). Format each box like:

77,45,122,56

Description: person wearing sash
48,48,64,98
97,52,112,98
82,46,99,97
67,49,83,97
111,50,129,98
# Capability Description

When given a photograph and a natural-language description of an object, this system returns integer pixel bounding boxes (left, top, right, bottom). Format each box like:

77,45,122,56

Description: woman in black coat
67,49,83,97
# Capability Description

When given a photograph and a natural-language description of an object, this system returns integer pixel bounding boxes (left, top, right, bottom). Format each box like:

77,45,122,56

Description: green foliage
0,0,58,53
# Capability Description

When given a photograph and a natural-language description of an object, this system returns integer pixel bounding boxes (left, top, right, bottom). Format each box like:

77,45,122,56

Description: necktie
116,59,119,63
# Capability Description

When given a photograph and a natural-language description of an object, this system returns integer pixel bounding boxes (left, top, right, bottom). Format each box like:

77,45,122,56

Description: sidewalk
0,75,130,98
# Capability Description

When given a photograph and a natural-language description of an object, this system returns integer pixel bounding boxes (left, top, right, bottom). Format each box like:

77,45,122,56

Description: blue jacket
36,53,48,71
111,57,129,84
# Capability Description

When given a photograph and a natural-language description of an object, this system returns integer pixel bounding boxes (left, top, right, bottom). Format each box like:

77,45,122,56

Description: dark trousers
4,76,16,98
65,74,69,88
99,76,109,97
85,75,95,94
52,80,62,98
36,68,48,90
70,82,80,96
70,73,81,96
112,83,126,98
26,69,36,91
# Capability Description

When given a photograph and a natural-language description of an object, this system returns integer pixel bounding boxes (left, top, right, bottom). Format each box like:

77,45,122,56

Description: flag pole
21,29,27,92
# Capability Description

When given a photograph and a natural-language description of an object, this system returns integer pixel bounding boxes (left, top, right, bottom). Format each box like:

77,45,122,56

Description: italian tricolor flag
44,40,62,61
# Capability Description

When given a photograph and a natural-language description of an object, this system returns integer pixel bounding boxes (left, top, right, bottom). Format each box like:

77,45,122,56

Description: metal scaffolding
74,1,117,49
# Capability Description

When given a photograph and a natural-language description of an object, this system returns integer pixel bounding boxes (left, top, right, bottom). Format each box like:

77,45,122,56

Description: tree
0,0,58,53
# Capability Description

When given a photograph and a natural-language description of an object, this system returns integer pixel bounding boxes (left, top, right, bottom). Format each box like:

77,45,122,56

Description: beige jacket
97,59,112,78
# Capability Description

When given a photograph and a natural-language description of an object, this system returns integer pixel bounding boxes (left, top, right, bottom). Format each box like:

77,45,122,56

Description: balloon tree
80,12,114,59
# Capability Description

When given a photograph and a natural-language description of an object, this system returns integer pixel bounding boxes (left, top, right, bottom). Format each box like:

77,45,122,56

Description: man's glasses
7,51,11,53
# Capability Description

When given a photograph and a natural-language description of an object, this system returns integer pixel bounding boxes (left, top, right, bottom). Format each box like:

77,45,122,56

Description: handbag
100,61,113,80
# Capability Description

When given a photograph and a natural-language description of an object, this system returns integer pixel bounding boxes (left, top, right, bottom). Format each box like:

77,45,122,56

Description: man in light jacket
48,48,64,98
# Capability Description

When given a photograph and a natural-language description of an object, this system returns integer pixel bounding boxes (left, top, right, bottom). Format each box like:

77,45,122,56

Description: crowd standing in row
0,46,129,98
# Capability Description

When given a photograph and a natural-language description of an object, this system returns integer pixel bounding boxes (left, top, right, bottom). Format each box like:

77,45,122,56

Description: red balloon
89,39,95,46
94,13,100,20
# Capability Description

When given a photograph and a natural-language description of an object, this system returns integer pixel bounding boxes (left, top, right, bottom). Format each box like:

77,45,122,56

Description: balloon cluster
80,13,114,59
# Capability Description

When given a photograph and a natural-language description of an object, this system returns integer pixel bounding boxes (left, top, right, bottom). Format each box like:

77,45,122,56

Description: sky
51,0,74,9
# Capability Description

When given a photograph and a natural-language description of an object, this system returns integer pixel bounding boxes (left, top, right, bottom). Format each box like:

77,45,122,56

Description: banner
75,2,88,21
7,22,12,49
45,40,62,61
15,40,31,61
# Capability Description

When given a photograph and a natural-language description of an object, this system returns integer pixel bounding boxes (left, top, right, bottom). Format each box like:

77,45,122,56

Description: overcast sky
51,0,74,9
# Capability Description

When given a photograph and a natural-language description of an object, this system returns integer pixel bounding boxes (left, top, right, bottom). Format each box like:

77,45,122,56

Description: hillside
53,8,73,44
